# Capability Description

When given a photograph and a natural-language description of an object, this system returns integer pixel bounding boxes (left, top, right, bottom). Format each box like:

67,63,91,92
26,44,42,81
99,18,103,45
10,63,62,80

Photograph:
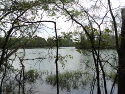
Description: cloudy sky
37,0,125,39
37,16,73,39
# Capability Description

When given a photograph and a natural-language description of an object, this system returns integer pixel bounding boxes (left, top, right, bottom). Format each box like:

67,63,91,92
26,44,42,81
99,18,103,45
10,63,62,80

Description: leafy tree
0,0,61,94
1,0,125,94
47,37,55,47
35,36,47,47
59,32,74,47
0,0,47,67
50,0,125,94
25,36,47,48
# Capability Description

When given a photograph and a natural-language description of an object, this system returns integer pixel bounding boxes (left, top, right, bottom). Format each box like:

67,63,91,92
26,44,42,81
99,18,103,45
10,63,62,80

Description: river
8,47,118,94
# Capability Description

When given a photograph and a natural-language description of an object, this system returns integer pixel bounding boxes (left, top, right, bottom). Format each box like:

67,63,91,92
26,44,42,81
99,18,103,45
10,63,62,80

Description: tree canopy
0,0,125,94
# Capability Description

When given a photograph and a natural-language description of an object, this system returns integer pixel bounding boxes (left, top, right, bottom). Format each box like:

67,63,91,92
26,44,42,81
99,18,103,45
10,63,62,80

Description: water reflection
0,47,118,94
1,69,42,94
46,70,91,92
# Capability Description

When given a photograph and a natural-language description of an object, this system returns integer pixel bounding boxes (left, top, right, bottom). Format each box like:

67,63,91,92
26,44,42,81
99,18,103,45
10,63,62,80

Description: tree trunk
118,8,125,94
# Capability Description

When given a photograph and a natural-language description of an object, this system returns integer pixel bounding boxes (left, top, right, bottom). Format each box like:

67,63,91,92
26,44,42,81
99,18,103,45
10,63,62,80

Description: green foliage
59,32,74,47
26,36,47,48
0,35,75,48
25,69,39,83
46,70,90,91
47,37,55,47
2,80,17,94
74,26,116,49
58,54,73,68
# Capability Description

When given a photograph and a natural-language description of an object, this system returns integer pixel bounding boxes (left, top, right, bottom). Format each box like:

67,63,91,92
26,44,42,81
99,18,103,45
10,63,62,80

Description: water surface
9,47,118,94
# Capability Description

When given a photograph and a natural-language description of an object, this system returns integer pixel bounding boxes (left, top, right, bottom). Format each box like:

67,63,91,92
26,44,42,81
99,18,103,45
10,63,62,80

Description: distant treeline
0,36,74,49
75,34,116,49
0,33,116,49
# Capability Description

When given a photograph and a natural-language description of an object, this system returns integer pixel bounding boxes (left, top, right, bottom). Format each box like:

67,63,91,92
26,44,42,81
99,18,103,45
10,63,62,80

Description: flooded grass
46,70,91,92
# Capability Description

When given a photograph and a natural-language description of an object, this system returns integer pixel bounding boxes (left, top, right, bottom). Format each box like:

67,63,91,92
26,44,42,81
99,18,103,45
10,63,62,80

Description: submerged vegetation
0,0,125,93
45,70,118,93
25,69,40,83
0,69,41,94
46,70,92,92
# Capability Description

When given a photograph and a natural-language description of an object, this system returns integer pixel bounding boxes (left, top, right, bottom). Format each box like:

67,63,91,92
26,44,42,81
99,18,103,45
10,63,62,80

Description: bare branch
108,0,119,52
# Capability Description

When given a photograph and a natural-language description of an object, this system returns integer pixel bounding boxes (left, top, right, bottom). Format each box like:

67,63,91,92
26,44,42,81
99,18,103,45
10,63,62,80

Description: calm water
9,47,118,94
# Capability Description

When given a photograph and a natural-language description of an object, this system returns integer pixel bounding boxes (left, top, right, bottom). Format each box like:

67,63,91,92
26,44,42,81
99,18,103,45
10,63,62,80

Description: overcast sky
37,0,125,39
